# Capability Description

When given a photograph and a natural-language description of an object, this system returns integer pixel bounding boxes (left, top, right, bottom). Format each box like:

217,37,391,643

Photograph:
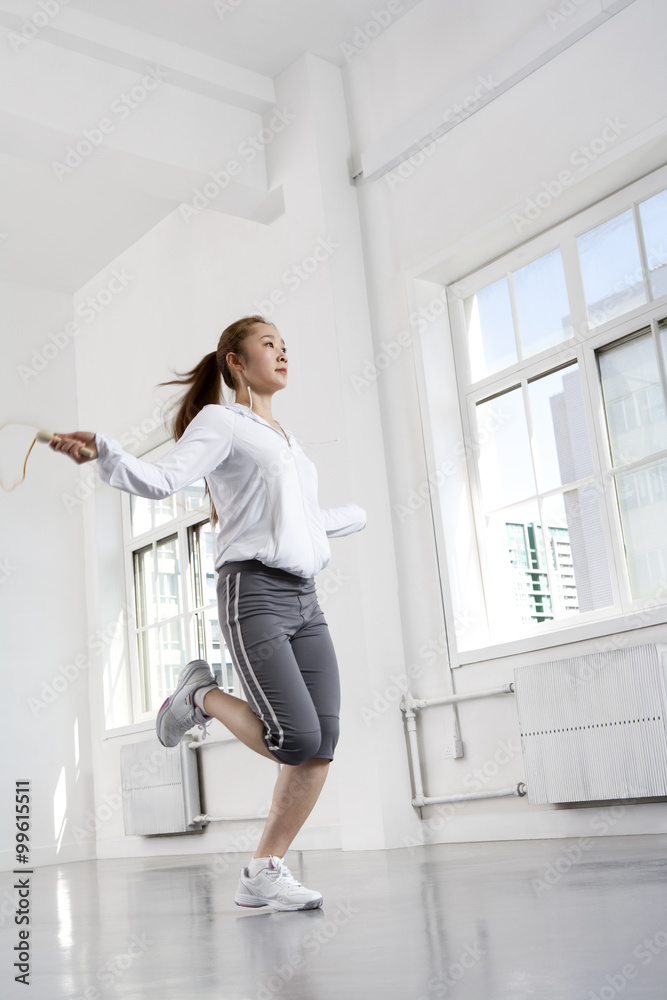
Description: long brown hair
156,314,276,528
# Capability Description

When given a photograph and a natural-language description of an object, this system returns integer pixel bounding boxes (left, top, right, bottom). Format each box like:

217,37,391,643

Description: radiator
513,642,667,804
120,736,204,835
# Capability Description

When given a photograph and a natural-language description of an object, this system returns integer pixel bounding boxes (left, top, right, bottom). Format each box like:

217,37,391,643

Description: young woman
50,314,366,912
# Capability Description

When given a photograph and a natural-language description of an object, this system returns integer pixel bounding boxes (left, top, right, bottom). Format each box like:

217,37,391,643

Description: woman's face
229,323,288,392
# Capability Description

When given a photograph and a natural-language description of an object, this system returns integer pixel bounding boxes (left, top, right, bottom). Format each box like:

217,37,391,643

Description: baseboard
396,800,667,850
94,823,342,860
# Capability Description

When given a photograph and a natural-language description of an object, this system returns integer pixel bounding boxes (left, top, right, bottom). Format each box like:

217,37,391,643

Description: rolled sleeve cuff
322,503,367,538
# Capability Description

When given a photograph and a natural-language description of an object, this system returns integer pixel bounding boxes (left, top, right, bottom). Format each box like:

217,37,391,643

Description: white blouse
94,402,366,579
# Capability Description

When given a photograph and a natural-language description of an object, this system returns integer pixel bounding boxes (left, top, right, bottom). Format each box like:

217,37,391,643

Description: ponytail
157,351,221,441
156,314,275,528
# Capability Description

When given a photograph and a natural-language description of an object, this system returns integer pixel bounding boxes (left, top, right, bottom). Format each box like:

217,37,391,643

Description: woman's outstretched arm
50,404,234,500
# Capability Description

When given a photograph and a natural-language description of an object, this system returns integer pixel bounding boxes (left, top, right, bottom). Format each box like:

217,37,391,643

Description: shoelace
269,856,303,887
179,704,211,741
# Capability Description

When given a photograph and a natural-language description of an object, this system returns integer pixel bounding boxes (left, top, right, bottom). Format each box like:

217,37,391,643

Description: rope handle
0,425,95,492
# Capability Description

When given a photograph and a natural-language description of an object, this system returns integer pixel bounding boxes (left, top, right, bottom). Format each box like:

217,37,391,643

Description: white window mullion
462,390,494,639
611,445,667,478
121,492,143,725
438,282,492,650
151,538,162,716
578,339,627,613
448,283,474,389
177,521,194,667
507,270,523,365
560,233,589,344
633,199,653,306
650,314,667,419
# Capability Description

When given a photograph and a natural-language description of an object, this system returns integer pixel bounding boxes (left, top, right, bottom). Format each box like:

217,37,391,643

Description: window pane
130,493,177,535
130,496,151,536
487,501,552,634
539,493,578,618
159,619,185,703
466,277,517,381
136,626,158,713
542,488,613,614
188,520,229,691
598,331,667,465
205,610,231,691
578,209,646,327
192,608,235,694
184,479,207,510
476,388,535,508
616,459,667,600
191,610,235,694
202,523,217,606
486,490,613,639
190,521,217,611
223,636,235,693
638,189,667,300
527,363,593,492
513,249,572,358
134,545,155,626
156,536,181,620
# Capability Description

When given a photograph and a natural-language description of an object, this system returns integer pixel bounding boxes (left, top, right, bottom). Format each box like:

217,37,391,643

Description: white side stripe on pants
225,572,285,751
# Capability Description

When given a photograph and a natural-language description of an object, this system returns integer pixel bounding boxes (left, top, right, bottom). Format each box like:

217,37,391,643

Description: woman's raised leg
202,688,277,761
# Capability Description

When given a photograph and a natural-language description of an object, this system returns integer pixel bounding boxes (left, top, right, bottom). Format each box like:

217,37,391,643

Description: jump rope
0,426,95,492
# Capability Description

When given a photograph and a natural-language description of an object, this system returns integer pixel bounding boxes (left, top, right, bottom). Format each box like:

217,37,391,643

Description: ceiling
0,0,424,292
69,0,424,76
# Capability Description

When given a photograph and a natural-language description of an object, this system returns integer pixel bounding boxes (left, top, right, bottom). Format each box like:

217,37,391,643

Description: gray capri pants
216,558,341,765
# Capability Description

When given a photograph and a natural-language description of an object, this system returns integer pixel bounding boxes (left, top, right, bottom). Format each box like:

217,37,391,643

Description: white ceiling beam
0,3,276,112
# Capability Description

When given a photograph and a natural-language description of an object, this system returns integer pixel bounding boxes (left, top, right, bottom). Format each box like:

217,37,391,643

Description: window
447,171,667,648
121,444,236,722
598,322,667,601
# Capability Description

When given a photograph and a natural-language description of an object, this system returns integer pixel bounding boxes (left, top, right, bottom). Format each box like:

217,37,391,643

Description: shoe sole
155,660,214,748
234,892,323,911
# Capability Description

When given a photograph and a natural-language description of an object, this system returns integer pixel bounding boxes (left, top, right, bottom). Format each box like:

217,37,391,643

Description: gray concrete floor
2,834,667,999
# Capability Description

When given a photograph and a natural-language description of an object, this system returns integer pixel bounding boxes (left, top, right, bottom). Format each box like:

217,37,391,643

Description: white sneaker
234,856,323,911
155,659,218,748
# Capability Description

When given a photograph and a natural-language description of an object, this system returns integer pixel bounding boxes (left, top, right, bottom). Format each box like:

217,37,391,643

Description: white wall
0,279,97,870
342,0,667,846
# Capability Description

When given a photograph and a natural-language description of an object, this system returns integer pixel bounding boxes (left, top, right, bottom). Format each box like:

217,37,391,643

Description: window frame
119,439,231,725
444,165,667,659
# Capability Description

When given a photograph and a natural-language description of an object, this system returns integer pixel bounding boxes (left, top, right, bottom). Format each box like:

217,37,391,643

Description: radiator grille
120,737,204,835
513,642,667,804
